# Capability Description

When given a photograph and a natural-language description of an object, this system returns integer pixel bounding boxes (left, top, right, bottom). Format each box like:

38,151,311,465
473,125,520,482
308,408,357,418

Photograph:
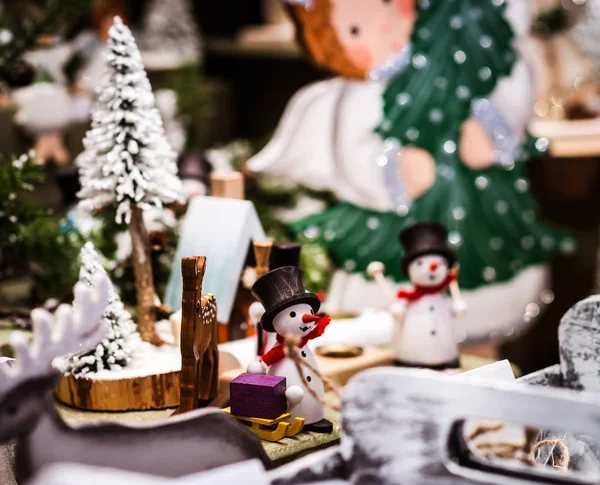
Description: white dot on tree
515,178,529,192
541,236,555,250
450,16,463,29
475,176,489,190
521,235,535,250
396,205,409,216
480,35,492,48
456,86,471,100
454,50,467,64
344,260,357,271
418,28,431,40
443,141,457,154
452,206,466,220
560,239,576,254
483,267,496,282
429,109,444,123
435,77,448,89
406,128,420,141
522,211,535,224
367,217,380,230
396,93,411,106
490,237,504,250
448,231,462,246
412,54,427,69
479,67,492,80
495,200,508,214
535,137,550,152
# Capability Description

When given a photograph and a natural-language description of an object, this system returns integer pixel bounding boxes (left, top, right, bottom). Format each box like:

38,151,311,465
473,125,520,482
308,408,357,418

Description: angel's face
332,0,416,72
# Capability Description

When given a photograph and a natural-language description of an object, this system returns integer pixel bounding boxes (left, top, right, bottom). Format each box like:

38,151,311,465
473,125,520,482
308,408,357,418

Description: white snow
58,320,180,381
77,17,183,224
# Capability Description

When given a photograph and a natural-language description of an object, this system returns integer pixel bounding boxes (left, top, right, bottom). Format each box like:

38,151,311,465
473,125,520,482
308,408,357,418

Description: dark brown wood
197,294,219,403
129,205,162,345
177,257,219,413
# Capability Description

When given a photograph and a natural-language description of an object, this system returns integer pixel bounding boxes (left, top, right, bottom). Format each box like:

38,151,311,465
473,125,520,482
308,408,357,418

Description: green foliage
0,153,44,248
0,153,83,303
21,217,84,302
0,0,92,70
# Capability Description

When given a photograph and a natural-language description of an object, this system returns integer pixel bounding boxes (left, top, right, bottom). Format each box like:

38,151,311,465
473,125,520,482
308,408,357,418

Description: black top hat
252,266,320,332
270,242,301,270
399,222,456,275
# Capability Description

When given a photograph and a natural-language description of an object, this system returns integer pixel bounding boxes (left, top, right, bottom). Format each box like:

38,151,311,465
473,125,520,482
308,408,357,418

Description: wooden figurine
248,266,333,434
247,241,273,339
177,256,219,414
371,222,466,370
0,274,268,484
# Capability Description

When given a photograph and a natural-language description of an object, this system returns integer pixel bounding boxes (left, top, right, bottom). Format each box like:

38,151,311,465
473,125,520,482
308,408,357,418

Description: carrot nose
429,262,439,271
302,314,319,323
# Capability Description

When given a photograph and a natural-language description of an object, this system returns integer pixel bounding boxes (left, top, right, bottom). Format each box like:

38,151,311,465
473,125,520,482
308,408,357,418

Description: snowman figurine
247,266,333,433
390,222,466,370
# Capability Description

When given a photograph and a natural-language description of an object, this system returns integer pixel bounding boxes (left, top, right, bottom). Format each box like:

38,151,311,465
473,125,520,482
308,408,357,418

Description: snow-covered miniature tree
77,17,183,345
66,242,139,376
139,0,202,70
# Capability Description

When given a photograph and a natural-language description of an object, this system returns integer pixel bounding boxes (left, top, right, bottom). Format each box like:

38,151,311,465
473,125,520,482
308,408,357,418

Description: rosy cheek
346,45,372,70
394,0,416,18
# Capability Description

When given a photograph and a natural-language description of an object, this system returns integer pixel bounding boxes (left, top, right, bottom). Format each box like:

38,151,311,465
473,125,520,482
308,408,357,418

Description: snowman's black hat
399,222,456,275
270,242,301,270
252,266,320,333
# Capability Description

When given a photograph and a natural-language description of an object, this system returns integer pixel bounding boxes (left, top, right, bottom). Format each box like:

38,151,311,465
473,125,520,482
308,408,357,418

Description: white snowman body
249,302,325,425
393,254,459,367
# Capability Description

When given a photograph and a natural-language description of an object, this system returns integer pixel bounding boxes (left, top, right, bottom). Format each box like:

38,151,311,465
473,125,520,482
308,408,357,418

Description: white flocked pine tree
66,242,140,376
140,0,202,70
77,17,183,345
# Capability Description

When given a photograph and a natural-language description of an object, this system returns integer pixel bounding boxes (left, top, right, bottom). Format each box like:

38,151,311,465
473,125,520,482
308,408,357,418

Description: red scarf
261,315,331,367
397,274,456,303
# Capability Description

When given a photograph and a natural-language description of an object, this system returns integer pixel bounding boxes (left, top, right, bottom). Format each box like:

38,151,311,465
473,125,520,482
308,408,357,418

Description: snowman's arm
285,385,304,406
247,360,267,375
448,272,467,318
248,301,265,328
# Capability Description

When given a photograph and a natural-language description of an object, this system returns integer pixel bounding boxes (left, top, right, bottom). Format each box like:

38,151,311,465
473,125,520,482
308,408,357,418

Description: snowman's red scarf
397,274,456,303
261,316,331,367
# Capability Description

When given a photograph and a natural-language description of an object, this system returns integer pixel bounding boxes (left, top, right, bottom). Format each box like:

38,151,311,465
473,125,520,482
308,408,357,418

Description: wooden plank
178,256,206,413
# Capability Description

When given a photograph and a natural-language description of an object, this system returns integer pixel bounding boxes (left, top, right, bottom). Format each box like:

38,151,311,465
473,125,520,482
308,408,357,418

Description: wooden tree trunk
129,205,163,345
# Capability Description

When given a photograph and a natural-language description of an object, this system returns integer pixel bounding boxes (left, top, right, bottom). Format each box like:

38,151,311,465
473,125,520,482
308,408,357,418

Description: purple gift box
230,373,287,420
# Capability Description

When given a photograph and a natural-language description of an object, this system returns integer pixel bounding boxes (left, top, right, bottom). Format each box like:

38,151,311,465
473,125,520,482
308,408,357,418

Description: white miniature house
164,195,266,340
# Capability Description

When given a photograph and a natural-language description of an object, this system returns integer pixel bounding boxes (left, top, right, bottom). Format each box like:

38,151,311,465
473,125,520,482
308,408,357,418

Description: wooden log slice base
55,371,180,412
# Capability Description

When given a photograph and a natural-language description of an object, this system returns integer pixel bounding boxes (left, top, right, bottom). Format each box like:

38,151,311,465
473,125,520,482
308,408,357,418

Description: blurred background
1,0,600,375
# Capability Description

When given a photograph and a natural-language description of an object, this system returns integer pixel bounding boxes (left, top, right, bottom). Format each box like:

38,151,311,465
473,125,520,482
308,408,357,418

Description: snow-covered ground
55,321,181,381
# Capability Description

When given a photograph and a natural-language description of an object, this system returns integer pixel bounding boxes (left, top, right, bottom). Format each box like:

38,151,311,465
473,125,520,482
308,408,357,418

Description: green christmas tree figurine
291,0,573,287
249,0,574,341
